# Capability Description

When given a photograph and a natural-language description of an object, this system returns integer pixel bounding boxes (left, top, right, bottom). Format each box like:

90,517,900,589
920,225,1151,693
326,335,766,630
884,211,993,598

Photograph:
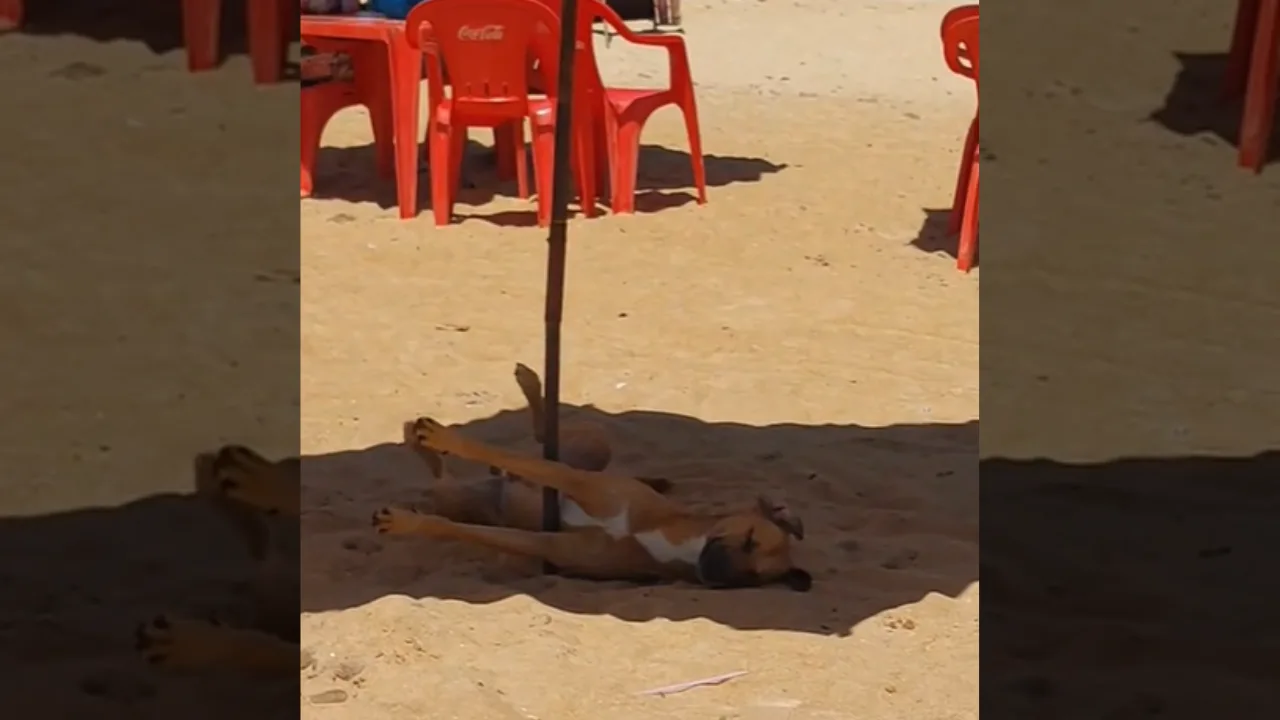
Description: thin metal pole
541,0,583,573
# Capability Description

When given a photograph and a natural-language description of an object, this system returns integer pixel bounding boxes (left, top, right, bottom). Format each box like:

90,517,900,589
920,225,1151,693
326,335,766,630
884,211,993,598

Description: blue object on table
367,0,425,19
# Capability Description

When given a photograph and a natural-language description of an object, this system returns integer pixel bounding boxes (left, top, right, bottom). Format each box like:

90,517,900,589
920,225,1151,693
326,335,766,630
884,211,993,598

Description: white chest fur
558,498,706,566
634,530,706,566
560,498,631,538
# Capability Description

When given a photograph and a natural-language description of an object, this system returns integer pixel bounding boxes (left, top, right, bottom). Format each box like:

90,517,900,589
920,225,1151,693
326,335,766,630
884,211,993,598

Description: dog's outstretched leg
135,615,300,672
408,417,640,517
375,506,563,561
372,506,657,580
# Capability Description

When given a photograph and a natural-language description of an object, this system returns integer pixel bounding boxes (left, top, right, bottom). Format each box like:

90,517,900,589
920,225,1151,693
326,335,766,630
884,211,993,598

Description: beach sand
298,1,978,718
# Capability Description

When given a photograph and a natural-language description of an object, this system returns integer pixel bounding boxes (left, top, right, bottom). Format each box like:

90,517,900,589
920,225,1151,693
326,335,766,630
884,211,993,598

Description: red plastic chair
183,0,292,84
1223,0,1279,172
406,0,597,226
941,5,979,272
559,0,706,214
300,17,424,219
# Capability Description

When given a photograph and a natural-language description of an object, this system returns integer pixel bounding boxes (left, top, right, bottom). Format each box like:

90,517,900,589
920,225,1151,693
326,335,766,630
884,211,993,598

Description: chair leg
680,99,707,205
950,116,978,234
594,115,611,198
531,123,557,227
430,123,457,226
449,129,467,211
182,0,222,73
574,122,598,218
1239,0,1279,172
956,163,979,272
493,122,529,198
514,126,530,201
494,123,522,185
610,119,644,215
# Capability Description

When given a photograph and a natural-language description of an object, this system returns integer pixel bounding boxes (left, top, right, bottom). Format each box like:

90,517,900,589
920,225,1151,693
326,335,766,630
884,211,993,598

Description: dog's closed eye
742,528,758,553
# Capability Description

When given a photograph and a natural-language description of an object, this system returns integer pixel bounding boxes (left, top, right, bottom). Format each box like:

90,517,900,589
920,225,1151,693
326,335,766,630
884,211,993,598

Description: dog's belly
634,530,705,565
560,497,630,538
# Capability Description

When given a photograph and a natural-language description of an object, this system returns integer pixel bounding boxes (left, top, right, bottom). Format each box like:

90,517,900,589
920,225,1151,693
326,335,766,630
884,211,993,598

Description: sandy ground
298,2,978,719
0,0,980,717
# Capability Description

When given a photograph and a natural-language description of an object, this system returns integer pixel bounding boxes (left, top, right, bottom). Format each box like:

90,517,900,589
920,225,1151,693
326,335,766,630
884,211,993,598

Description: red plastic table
301,15,423,219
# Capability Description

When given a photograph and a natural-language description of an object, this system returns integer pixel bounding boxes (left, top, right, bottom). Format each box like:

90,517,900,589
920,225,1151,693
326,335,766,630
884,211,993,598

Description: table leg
182,0,222,73
1239,0,1279,171
247,0,287,84
0,0,23,31
1226,0,1262,99
387,38,421,219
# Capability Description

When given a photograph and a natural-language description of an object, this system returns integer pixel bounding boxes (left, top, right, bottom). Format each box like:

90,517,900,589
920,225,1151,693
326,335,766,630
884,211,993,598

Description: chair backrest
405,0,562,115
530,0,609,98
941,5,979,86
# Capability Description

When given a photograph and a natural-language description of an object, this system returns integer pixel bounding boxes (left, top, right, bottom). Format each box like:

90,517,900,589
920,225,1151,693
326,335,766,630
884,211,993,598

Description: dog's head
695,497,811,592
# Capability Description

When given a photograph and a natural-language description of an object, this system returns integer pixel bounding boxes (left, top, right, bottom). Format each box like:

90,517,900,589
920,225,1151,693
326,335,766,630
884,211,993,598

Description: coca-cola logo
457,24,504,41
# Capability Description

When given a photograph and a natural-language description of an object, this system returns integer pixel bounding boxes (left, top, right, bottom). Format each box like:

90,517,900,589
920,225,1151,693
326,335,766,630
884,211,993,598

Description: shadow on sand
297,408,977,636
1148,51,1280,169
981,451,1280,716
307,140,788,224
7,411,1275,712
908,207,974,266
0,409,976,691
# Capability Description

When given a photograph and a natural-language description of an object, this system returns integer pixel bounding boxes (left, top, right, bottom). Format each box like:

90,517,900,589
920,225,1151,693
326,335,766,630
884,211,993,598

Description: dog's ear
757,496,804,540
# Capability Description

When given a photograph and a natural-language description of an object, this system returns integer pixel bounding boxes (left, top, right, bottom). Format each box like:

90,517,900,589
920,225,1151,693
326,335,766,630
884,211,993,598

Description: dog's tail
514,362,547,444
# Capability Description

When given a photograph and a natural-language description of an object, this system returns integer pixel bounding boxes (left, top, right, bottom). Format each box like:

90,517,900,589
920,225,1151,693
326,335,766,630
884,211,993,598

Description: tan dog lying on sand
134,446,301,672
379,400,813,591
413,363,672,530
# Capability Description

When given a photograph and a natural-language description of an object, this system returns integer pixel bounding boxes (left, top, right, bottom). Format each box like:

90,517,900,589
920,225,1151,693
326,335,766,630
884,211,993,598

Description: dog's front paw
209,445,293,515
135,614,224,668
373,506,447,537
402,421,445,478
409,417,462,455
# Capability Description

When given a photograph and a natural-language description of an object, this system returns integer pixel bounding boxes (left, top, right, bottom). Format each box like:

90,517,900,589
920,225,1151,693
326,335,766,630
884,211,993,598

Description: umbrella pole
541,0,584,573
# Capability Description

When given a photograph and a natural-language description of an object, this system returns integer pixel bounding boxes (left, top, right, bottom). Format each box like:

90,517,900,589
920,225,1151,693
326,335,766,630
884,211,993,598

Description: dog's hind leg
373,506,573,561
371,506,655,580
407,418,637,518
